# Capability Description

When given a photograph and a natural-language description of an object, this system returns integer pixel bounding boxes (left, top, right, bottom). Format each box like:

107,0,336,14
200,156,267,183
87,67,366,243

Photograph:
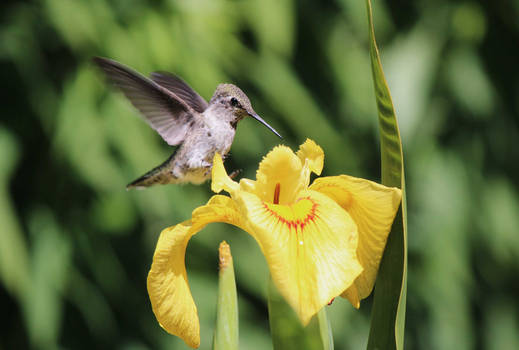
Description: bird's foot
229,169,242,180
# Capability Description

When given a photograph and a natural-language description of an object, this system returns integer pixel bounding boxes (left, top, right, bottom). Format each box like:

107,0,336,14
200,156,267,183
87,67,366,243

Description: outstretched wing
151,72,208,113
93,57,196,146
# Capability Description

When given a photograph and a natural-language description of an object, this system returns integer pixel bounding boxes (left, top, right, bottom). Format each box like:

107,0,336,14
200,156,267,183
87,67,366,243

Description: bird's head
210,84,281,138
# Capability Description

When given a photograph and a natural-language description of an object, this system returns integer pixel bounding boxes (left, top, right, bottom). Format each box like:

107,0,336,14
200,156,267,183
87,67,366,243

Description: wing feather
150,72,208,113
93,57,196,146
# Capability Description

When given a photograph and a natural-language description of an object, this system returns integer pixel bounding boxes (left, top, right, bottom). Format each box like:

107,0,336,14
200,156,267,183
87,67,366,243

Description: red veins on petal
263,197,318,232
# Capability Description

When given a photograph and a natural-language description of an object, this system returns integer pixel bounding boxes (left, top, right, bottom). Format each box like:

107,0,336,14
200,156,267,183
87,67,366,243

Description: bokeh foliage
1,0,519,349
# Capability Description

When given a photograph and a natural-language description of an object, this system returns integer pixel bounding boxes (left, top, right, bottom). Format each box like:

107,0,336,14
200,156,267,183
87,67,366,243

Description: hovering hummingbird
93,57,281,189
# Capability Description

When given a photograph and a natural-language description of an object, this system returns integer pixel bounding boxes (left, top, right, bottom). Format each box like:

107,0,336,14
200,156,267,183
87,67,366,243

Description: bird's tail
126,152,177,190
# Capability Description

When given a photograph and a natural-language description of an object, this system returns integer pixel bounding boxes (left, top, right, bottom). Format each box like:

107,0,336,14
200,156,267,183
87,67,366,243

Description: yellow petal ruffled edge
211,139,324,205
296,139,324,176
309,175,401,307
147,195,246,348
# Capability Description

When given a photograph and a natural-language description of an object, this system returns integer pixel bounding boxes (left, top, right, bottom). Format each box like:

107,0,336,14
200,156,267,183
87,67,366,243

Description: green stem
267,277,334,350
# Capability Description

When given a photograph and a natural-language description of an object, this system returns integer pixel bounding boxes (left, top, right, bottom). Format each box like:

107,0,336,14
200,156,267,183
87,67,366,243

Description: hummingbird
93,57,281,189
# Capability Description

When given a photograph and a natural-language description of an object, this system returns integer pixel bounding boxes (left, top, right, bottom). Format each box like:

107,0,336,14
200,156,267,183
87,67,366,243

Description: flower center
263,196,318,233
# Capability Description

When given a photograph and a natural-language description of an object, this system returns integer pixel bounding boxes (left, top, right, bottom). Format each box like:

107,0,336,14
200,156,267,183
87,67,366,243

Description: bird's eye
230,97,240,107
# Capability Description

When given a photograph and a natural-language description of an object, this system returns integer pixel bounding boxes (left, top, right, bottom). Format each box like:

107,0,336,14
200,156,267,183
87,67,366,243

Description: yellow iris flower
147,139,402,348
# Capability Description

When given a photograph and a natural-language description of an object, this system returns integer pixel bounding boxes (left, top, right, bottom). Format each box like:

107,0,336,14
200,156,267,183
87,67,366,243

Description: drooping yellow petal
341,285,360,309
147,195,246,348
147,221,199,348
309,175,401,305
233,188,363,324
296,139,324,175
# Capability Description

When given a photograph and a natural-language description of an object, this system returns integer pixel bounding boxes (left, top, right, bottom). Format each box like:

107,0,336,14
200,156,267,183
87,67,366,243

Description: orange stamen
273,183,281,204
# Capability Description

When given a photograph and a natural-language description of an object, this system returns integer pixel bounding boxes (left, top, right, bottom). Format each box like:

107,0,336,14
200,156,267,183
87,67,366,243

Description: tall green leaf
365,1,408,349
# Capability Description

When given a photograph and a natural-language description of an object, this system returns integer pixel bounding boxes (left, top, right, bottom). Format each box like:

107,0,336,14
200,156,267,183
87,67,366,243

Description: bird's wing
150,72,209,113
93,57,196,146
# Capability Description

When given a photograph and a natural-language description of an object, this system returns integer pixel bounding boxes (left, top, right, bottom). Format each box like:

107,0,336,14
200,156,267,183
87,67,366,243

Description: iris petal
211,153,239,194
296,139,324,176
147,221,199,348
233,189,363,324
147,195,246,348
254,146,307,204
309,175,401,305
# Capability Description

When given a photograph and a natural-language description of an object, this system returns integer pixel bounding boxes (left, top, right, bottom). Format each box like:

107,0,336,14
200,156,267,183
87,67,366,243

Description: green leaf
365,1,408,350
213,241,239,350
0,128,30,301
268,278,334,350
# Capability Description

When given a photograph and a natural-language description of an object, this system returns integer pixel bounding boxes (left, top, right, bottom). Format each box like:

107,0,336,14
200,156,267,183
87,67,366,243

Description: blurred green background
1,0,519,349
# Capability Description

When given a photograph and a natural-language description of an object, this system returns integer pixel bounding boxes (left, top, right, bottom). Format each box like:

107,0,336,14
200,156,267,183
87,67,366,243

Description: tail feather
126,153,177,190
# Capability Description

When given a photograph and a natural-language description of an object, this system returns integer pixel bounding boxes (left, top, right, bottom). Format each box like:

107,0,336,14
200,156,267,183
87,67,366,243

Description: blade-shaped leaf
213,241,239,350
268,278,334,350
365,1,408,350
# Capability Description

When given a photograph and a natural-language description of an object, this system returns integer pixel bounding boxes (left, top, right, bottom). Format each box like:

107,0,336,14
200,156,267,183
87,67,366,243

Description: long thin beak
249,113,282,138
